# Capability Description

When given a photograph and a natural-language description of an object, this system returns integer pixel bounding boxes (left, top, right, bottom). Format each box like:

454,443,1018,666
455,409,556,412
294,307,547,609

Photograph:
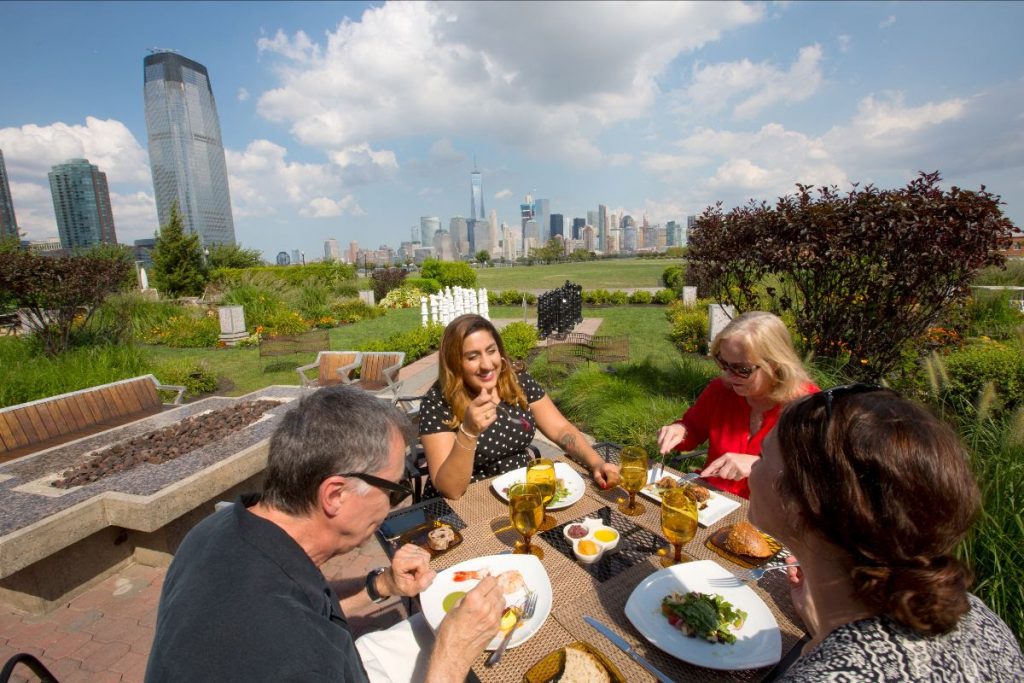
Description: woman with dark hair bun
749,385,1022,680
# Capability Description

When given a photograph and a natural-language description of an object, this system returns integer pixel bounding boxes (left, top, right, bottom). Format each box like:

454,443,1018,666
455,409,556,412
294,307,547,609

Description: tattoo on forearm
559,432,577,454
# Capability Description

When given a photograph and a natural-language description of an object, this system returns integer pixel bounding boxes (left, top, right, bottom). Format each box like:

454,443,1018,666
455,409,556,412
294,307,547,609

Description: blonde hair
438,315,528,428
710,311,811,404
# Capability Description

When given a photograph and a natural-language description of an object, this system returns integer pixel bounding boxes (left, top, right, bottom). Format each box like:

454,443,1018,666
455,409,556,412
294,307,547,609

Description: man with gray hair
146,385,504,682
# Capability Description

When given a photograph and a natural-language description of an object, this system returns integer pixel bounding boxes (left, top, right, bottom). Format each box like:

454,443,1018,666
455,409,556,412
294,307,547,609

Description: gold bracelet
458,423,479,439
453,437,475,452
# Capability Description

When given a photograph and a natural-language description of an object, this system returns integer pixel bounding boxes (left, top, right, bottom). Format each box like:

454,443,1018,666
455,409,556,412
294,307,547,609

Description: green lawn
477,259,673,290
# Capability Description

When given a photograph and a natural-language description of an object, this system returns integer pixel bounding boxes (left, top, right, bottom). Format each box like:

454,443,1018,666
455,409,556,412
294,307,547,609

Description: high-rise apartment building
48,158,117,250
533,198,550,243
449,216,469,257
470,160,485,220
324,238,341,262
144,50,235,248
0,150,18,240
598,204,608,252
571,217,585,240
550,214,564,238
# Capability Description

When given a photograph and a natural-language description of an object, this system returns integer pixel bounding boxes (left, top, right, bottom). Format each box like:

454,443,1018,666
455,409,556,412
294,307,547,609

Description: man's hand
591,461,620,490
700,452,759,480
380,544,436,598
462,387,500,436
657,423,687,454
426,575,505,682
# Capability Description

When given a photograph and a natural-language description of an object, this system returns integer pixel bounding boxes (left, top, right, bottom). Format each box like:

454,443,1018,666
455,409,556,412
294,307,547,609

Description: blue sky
2,1,1022,260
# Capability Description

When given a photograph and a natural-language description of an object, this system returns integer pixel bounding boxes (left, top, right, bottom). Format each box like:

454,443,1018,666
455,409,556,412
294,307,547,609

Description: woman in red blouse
657,311,818,498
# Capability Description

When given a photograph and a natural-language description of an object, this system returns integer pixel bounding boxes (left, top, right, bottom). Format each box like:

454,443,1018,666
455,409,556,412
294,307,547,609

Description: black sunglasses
821,383,885,420
713,354,759,379
336,471,413,507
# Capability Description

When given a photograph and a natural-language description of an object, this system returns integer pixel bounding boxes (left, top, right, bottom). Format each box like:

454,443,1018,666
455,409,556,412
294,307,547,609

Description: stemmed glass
660,486,698,566
508,482,544,558
618,446,648,516
526,458,557,531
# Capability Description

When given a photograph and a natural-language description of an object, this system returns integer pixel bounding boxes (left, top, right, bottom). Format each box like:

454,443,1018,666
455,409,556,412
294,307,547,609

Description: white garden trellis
421,287,490,327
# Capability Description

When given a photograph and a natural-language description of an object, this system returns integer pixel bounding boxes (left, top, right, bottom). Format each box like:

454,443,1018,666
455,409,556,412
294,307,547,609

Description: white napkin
355,613,435,683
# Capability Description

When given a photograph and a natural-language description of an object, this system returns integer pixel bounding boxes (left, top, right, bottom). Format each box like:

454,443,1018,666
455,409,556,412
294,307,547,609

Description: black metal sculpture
537,280,583,339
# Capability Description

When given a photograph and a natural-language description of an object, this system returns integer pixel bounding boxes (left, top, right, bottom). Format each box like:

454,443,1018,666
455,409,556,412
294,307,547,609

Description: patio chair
296,351,362,388
353,351,405,399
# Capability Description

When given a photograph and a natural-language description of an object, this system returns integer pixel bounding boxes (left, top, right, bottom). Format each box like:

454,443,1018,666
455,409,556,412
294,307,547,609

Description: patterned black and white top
418,371,546,498
781,594,1023,681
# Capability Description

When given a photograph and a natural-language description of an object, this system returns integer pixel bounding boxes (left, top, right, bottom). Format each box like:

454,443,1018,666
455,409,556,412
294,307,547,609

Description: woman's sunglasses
713,354,759,379
336,471,413,507
821,383,885,421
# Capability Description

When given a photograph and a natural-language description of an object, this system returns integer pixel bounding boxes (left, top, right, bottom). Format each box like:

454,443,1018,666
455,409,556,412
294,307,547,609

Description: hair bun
853,556,973,634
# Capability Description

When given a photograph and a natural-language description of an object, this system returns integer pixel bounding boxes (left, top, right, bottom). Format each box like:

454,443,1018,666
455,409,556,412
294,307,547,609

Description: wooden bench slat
76,391,102,424
84,387,114,422
133,379,162,411
4,412,32,448
115,383,143,414
43,400,72,436
36,404,65,439
20,406,48,442
61,396,89,431
0,413,22,450
101,386,129,420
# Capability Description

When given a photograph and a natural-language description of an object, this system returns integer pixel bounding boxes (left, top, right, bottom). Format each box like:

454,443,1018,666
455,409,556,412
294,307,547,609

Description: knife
584,616,676,683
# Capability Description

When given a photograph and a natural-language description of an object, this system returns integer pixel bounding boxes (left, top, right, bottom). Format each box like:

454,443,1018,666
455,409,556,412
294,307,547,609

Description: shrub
490,289,536,306
146,310,221,348
662,265,685,290
608,291,628,305
962,291,1024,339
294,281,333,321
371,268,408,301
584,289,611,305
628,290,653,304
420,259,477,288
666,301,708,355
212,262,357,289
86,293,182,345
404,277,441,294
379,286,424,309
221,281,290,331
688,172,1015,381
359,323,444,362
500,322,540,360
653,288,678,305
263,309,310,336
941,342,1024,413
153,359,218,399
331,298,384,323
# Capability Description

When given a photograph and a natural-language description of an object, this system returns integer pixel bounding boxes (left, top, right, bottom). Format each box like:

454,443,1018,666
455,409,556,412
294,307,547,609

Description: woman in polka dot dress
419,314,620,500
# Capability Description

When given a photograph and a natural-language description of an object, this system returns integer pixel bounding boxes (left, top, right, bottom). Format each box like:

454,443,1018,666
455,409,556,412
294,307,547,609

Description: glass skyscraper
143,51,235,247
470,161,485,220
0,150,17,241
48,158,118,250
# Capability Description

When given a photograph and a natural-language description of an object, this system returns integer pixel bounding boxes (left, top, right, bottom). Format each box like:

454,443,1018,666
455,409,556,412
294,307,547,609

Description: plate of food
623,560,781,670
523,641,625,683
706,521,784,569
420,553,552,651
640,469,741,527
491,461,586,510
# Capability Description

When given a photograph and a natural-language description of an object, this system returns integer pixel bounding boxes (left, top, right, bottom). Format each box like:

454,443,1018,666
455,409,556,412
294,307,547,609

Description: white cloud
682,44,824,120
0,117,150,184
429,138,465,164
300,195,365,218
237,87,250,102
328,142,399,185
837,34,851,53
109,190,158,243
494,189,513,200
880,15,896,29
255,1,764,163
840,93,966,141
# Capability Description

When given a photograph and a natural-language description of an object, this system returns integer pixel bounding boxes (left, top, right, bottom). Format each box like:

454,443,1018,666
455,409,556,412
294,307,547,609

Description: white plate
420,554,552,650
491,461,586,510
640,468,741,527
624,560,781,670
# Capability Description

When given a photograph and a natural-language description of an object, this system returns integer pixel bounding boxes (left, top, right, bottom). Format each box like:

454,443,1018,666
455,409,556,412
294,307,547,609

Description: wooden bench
546,333,630,366
0,375,186,462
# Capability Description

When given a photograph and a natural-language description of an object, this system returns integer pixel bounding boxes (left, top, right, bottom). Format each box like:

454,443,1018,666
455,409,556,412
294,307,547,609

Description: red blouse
673,377,819,498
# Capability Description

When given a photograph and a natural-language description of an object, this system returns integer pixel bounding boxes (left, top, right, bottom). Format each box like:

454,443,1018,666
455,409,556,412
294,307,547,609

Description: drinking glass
508,482,544,558
618,446,648,516
526,458,557,531
660,486,698,566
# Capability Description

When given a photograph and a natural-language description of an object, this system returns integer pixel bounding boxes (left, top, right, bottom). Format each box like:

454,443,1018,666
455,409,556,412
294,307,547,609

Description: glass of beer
618,446,648,516
661,486,698,566
526,458,557,531
508,482,544,558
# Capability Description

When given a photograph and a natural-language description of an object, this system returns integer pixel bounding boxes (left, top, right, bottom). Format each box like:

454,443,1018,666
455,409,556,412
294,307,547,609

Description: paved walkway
0,318,602,682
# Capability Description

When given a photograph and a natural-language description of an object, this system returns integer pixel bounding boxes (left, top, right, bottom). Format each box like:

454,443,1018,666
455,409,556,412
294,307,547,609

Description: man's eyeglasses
713,354,759,379
821,383,885,421
336,472,413,507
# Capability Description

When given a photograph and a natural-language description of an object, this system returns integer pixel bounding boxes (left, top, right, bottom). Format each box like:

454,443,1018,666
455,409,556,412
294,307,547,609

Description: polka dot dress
418,371,546,500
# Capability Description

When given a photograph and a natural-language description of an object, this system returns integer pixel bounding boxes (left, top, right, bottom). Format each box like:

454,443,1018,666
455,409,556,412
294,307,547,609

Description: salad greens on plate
661,591,748,644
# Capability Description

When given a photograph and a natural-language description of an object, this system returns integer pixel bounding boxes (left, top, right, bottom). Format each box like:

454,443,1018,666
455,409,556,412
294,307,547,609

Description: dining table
375,443,808,683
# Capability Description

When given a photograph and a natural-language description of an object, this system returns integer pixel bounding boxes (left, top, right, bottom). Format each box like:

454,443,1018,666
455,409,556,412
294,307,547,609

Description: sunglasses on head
713,354,759,379
335,471,413,507
821,383,885,421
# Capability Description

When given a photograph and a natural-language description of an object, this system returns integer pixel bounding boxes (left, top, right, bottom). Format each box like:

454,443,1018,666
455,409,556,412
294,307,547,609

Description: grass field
475,258,673,290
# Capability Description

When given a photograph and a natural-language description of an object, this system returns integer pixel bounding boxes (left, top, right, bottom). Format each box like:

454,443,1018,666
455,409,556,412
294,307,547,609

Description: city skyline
0,1,1022,259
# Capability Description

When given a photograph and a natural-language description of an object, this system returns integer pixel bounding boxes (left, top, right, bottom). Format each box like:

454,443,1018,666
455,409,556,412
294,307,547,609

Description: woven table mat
551,555,805,682
471,616,578,683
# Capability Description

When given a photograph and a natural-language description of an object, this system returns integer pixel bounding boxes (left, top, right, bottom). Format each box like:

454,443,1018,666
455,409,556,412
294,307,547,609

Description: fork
485,591,538,667
708,560,800,587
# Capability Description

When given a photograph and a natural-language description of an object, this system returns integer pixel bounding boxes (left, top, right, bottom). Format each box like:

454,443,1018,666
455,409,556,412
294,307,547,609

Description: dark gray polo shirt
145,494,370,682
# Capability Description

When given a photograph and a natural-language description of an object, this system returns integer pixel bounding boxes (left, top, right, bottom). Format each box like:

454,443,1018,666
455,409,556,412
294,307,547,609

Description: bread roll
724,521,772,558
427,525,455,551
556,646,611,683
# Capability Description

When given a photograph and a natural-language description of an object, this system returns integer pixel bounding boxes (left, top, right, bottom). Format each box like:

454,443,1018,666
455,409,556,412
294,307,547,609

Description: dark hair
775,390,980,634
438,314,527,428
262,385,416,515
